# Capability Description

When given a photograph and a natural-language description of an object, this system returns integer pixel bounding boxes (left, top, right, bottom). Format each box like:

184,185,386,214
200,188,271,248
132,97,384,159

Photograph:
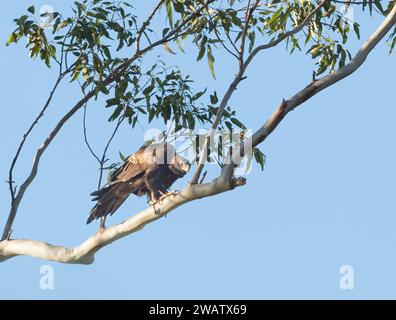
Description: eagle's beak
182,160,191,173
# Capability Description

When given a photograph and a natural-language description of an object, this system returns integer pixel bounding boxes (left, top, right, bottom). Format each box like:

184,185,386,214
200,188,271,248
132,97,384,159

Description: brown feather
86,143,187,224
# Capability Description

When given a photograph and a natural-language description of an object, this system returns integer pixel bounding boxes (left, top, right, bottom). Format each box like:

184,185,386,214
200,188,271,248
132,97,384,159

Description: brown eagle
87,143,190,224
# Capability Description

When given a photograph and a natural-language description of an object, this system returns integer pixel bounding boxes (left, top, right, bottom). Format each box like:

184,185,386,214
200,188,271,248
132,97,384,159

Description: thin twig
238,0,259,68
82,104,101,164
7,72,65,202
1,0,217,240
97,116,125,190
136,0,165,52
244,0,328,69
199,171,208,184
190,0,328,184
1,0,395,262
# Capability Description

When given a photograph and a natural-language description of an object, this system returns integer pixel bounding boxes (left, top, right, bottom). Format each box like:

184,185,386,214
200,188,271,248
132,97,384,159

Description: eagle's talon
150,201,160,214
149,199,158,206
159,190,178,201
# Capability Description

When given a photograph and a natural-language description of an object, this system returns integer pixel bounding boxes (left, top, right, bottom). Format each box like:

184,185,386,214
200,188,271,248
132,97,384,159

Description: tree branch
7,73,64,202
190,0,324,184
232,0,396,165
97,116,124,190
238,0,259,68
1,1,394,263
0,175,246,264
1,0,216,240
244,0,328,69
135,0,165,52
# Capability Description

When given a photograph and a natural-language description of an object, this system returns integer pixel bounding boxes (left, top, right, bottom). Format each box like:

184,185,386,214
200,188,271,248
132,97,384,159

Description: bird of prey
86,143,190,224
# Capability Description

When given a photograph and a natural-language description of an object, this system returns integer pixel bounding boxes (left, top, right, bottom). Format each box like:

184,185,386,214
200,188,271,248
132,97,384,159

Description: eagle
87,143,190,224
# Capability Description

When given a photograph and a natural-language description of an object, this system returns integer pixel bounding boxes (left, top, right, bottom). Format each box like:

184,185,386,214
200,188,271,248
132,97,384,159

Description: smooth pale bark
0,177,245,264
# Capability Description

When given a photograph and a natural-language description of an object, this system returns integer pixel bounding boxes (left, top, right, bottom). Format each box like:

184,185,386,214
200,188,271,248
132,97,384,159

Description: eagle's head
169,154,190,177
145,143,190,177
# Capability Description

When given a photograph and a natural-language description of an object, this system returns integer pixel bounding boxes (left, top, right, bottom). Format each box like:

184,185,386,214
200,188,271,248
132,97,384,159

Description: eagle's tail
86,184,129,224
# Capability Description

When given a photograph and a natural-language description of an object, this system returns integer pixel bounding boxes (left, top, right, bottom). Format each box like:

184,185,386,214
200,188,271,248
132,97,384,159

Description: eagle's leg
144,166,176,211
149,191,159,204
148,191,161,214
145,170,164,204
99,216,106,229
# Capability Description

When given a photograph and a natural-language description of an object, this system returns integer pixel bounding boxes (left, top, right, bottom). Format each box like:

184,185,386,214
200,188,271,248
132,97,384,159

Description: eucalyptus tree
1,0,395,264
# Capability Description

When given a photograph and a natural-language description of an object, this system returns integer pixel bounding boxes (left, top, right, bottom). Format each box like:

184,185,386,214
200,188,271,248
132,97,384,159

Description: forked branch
1,3,395,263
1,0,216,241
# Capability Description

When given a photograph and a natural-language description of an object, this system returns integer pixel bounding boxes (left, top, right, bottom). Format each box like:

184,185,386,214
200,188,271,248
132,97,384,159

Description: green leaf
58,18,72,30
71,70,81,82
108,105,123,121
197,42,206,61
173,1,184,14
6,32,16,46
166,0,173,27
248,31,255,53
119,151,126,162
231,118,246,129
197,35,207,57
353,23,360,40
106,98,120,107
148,107,156,123
207,46,216,79
192,89,207,101
253,148,266,171
210,91,218,104
267,7,282,26
374,0,385,14
389,34,396,54
74,1,87,14
175,37,185,53
102,45,111,59
27,6,35,14
162,27,170,37
225,121,233,132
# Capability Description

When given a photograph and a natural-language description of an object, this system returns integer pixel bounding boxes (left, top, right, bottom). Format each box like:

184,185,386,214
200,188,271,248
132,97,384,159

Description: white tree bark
1,3,395,264
0,176,245,264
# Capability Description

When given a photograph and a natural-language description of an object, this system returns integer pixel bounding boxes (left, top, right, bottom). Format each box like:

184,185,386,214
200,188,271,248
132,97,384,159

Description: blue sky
1,1,396,299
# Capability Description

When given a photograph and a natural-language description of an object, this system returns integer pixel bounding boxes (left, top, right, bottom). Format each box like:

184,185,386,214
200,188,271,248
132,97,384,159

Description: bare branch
211,19,240,60
1,0,218,240
1,89,97,241
190,0,330,184
0,177,246,264
1,0,394,263
7,74,64,202
238,0,260,68
82,104,101,164
97,116,124,190
189,69,246,184
135,0,165,52
244,0,328,69
232,1,396,165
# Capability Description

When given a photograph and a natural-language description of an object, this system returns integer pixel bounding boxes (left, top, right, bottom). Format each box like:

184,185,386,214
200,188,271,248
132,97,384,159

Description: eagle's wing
110,148,150,183
87,148,150,224
87,143,176,224
110,143,176,183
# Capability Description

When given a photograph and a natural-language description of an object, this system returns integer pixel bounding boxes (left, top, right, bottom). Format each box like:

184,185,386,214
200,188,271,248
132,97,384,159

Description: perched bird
87,143,190,224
